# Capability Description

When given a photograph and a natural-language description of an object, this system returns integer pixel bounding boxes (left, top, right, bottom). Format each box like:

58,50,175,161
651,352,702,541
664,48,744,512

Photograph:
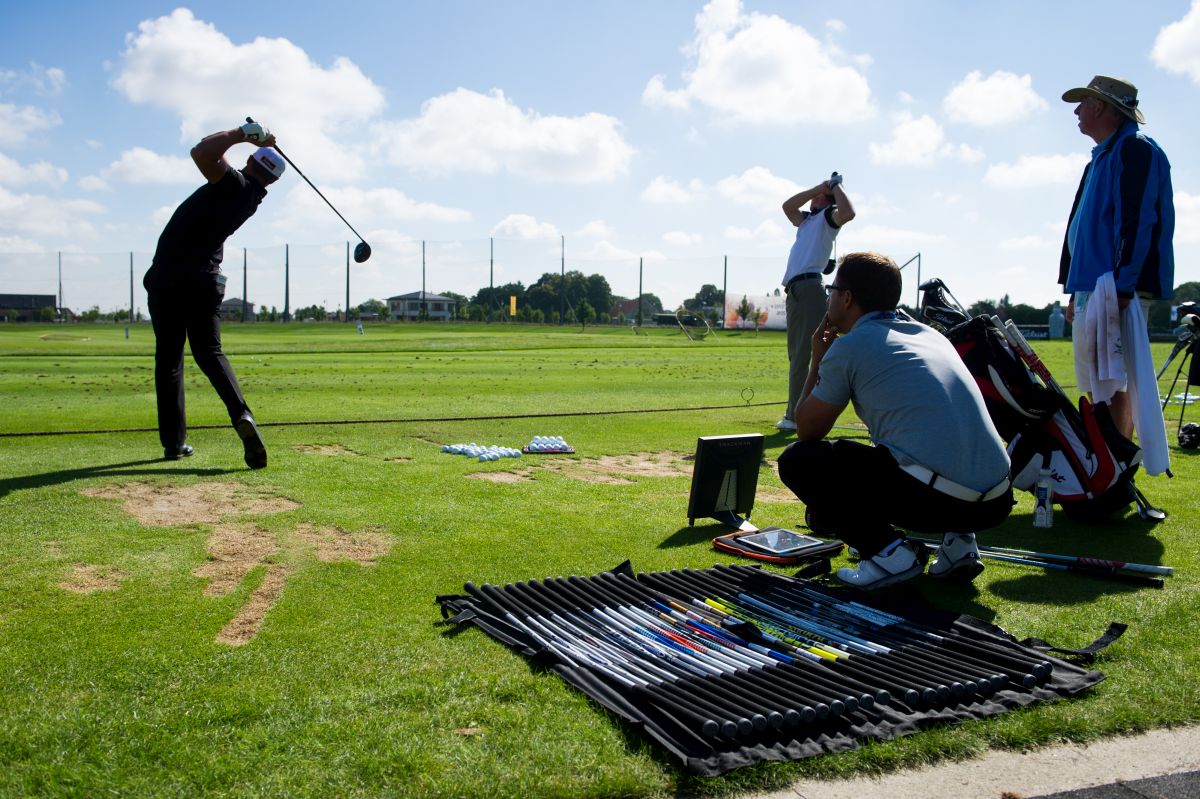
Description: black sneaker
234,415,267,469
164,444,195,460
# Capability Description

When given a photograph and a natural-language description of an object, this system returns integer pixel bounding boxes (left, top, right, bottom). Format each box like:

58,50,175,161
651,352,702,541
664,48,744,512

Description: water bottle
1034,467,1054,528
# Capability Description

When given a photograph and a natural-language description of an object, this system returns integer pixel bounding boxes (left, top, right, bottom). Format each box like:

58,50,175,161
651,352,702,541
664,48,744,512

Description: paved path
743,726,1200,799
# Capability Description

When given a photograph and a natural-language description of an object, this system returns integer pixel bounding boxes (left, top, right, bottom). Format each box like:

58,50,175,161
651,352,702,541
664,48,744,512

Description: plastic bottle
1034,467,1054,528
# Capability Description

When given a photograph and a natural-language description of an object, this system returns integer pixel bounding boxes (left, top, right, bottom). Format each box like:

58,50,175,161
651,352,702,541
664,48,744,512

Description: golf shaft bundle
464,568,1057,741
911,537,1166,588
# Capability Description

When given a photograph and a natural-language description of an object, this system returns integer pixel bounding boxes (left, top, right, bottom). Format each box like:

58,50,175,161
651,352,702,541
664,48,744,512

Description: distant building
387,291,456,321
219,297,255,321
0,293,57,322
611,298,640,320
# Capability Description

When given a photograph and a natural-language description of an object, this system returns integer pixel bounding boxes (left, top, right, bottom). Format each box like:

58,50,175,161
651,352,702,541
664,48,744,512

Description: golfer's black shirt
150,167,267,277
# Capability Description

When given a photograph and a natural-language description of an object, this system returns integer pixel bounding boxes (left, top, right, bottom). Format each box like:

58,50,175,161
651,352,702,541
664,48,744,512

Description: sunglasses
825,284,848,297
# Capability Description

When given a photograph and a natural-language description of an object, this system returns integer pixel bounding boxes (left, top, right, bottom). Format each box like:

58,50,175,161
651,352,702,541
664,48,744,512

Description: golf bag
920,279,1144,521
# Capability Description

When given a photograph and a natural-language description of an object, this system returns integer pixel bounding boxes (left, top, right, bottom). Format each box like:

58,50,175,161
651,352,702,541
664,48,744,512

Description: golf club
245,117,371,263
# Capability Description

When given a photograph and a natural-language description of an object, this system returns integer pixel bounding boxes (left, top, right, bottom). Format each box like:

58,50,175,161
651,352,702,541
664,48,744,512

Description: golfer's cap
251,147,285,178
1062,75,1145,124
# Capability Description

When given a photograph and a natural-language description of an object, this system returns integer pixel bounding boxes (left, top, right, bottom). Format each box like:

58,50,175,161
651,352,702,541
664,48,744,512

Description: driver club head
353,242,372,263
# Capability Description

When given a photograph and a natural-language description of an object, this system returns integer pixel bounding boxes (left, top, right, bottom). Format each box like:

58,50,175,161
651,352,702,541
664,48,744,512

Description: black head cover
354,242,372,263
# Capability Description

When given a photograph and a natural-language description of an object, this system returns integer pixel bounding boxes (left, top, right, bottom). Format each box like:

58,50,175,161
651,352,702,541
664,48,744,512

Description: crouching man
777,252,1013,589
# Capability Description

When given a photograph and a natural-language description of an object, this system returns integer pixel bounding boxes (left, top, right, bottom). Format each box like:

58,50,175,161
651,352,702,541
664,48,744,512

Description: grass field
0,321,1197,799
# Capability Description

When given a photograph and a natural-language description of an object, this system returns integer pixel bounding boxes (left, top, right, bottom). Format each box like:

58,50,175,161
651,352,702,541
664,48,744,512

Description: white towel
1123,298,1171,476
1075,274,1125,404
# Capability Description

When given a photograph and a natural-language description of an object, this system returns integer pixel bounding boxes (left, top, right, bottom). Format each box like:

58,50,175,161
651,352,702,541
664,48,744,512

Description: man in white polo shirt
776,173,855,432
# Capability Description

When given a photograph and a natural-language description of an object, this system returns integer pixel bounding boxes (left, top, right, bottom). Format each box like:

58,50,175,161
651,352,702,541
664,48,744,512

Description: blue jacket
1058,119,1174,299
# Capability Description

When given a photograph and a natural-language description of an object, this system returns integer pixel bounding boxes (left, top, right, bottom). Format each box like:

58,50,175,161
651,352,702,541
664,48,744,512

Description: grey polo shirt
812,310,1010,493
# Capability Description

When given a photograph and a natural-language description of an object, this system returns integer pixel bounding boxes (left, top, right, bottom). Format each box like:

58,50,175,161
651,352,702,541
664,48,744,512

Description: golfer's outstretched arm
783,182,830,226
830,182,855,227
191,128,258,184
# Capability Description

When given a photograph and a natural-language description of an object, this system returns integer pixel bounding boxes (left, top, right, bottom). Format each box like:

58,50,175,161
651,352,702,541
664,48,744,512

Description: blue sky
1,0,1198,315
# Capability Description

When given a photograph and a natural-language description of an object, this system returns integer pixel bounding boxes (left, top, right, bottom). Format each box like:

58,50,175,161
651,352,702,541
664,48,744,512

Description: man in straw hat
142,121,285,469
1059,76,1174,447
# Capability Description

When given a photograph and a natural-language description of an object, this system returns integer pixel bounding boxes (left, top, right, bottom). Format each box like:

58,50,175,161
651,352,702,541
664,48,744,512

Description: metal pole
129,252,134,328
637,257,644,328
916,253,921,309
283,244,290,322
242,248,247,322
345,241,350,323
57,251,63,319
559,234,565,325
722,255,728,329
490,237,494,323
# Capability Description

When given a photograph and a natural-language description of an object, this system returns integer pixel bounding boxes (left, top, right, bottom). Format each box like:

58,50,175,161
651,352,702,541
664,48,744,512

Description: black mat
437,562,1111,776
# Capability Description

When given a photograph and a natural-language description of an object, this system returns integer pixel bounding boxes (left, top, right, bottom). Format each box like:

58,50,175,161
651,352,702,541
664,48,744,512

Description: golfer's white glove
241,121,271,144
828,172,843,188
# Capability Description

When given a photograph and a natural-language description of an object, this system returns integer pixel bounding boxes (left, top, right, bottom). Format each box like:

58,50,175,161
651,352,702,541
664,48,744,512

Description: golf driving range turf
1,322,1197,798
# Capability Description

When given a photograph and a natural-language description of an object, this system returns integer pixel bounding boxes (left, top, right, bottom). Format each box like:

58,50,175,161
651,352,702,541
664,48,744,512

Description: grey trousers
784,279,829,420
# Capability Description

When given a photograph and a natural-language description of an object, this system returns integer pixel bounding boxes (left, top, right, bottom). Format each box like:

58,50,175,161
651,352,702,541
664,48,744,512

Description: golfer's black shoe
235,415,267,469
164,444,195,460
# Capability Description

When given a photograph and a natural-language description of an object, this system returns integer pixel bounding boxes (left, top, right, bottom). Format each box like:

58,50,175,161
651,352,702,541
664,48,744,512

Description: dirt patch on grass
82,481,298,526
384,456,412,463
463,451,690,484
192,521,390,646
60,564,127,593
757,486,799,502
295,443,359,456
215,563,292,647
293,523,392,565
193,523,278,596
467,468,535,483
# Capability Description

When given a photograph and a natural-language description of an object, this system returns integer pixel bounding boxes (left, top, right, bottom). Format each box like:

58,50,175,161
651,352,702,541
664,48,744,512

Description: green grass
0,321,1197,798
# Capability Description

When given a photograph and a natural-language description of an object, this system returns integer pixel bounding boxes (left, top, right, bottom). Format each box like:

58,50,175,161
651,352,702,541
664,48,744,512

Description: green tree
39,306,56,322
81,305,101,322
576,298,595,330
355,298,387,318
684,284,724,313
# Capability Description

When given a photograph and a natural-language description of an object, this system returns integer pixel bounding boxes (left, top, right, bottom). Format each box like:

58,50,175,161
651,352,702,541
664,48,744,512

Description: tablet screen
736,527,825,555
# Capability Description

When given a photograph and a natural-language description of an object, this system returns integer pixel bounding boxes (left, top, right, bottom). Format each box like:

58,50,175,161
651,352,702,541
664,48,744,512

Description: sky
1,0,1199,315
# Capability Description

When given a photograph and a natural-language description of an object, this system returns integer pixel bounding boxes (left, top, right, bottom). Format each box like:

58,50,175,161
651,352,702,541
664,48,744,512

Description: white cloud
642,75,690,110
490,213,559,239
0,185,104,239
0,153,68,187
999,235,1053,250
283,184,471,230
151,204,175,228
0,103,61,146
641,176,702,203
78,175,111,192
377,88,633,183
577,240,667,262
576,220,613,238
113,8,384,182
851,223,946,250
868,112,984,166
825,19,847,33
0,234,45,252
101,147,196,184
1175,190,1200,242
943,70,1048,126
1152,2,1200,84
724,218,786,243
0,63,67,96
663,231,703,246
643,0,873,124
983,153,1088,188
717,166,800,210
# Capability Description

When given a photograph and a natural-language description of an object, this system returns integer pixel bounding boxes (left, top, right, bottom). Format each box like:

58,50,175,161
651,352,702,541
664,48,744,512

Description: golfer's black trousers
146,270,251,450
777,438,1013,559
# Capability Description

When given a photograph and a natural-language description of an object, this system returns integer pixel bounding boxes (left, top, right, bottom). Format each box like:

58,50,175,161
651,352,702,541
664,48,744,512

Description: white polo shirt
782,206,840,285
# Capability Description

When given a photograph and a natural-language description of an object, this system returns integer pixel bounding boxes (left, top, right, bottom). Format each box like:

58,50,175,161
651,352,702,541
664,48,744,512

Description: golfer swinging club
142,120,282,468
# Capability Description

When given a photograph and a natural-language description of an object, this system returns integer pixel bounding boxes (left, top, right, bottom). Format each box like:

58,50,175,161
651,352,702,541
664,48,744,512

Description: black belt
786,272,822,288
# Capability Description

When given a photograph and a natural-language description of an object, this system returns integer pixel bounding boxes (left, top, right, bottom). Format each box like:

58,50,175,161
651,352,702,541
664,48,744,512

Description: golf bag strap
1018,621,1128,664
899,462,1010,502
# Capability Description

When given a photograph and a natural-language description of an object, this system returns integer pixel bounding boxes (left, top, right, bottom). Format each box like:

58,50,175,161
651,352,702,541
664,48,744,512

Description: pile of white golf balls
527,435,569,452
442,442,522,462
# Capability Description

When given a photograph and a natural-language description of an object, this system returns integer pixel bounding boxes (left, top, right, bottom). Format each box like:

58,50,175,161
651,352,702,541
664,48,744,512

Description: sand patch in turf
295,443,360,457
59,564,127,593
82,481,298,526
293,523,392,565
